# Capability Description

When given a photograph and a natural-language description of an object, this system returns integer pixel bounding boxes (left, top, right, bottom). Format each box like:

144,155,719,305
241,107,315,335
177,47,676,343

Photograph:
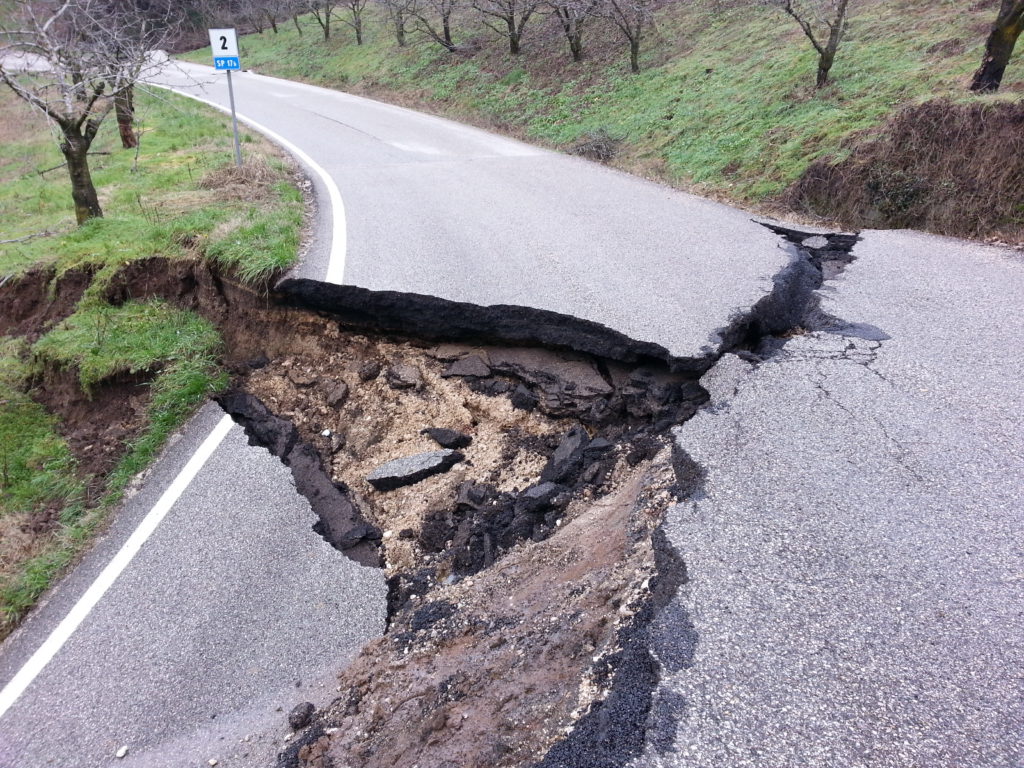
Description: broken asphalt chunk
367,450,465,491
422,427,472,449
442,354,491,378
541,426,591,484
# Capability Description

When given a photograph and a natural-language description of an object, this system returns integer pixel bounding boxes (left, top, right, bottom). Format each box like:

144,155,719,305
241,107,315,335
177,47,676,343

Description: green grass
0,87,303,286
180,0,1022,206
0,75,302,635
0,302,226,635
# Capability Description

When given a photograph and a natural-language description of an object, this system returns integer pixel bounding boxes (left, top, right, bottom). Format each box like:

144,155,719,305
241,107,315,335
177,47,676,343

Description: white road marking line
152,67,348,285
0,414,235,721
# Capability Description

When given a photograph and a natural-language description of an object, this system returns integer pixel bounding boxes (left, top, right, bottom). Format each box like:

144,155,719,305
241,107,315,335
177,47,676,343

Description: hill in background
182,0,1024,242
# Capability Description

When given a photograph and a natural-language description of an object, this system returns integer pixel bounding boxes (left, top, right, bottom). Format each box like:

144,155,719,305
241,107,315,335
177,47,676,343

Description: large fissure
0,223,861,767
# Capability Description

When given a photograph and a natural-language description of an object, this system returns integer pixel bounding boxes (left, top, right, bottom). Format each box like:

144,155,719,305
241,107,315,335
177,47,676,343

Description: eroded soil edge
0,225,858,767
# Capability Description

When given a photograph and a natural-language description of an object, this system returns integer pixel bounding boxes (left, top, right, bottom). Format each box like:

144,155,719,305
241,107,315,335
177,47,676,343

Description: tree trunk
816,50,834,88
629,37,640,73
293,14,303,35
507,18,520,54
114,86,137,149
970,5,1024,93
267,13,279,33
355,20,363,44
396,14,406,46
570,32,583,62
61,131,102,225
443,16,452,47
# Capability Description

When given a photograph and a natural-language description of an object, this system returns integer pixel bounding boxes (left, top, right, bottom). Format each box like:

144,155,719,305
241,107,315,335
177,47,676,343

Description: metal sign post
208,28,243,167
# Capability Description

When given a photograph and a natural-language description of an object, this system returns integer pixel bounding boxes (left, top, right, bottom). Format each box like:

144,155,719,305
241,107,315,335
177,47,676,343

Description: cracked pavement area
640,230,1024,767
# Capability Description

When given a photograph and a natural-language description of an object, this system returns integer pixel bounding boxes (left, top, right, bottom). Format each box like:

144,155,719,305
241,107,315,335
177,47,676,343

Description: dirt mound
785,99,1024,243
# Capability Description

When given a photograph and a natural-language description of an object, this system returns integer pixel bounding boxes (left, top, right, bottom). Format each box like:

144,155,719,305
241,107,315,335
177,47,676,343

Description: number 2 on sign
220,36,228,50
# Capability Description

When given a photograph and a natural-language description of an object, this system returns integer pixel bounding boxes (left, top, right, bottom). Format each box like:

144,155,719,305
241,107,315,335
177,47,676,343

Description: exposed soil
0,224,856,766
31,365,154,483
786,98,1024,244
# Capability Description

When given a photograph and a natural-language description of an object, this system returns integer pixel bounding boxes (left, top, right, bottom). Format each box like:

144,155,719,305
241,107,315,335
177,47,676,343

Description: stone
325,380,350,407
514,482,565,516
115,746,128,759
368,450,465,491
442,355,491,378
510,384,539,411
287,368,317,387
386,363,423,390
288,702,316,730
357,360,381,382
422,427,472,450
541,426,591,484
801,235,830,249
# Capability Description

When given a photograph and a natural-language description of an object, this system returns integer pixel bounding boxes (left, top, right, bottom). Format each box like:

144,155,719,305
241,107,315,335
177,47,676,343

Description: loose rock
368,450,465,491
386,363,423,390
288,702,316,730
287,368,317,387
357,361,381,382
442,355,491,378
541,426,591,484
115,746,128,759
325,380,350,407
422,427,472,450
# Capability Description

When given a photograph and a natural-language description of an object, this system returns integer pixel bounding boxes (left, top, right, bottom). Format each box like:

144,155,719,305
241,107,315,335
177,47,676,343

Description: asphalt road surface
153,59,790,362
642,230,1024,767
1,57,1021,768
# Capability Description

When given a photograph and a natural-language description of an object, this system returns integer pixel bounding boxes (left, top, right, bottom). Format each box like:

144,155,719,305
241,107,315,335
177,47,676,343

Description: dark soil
786,98,1024,243
31,365,153,482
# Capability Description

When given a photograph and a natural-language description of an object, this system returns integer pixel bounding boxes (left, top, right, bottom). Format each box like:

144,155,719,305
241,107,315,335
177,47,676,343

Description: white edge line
150,70,347,285
0,414,235,721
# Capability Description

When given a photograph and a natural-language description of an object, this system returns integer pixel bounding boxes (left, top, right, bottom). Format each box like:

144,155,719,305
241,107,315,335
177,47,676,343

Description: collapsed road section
0,224,859,767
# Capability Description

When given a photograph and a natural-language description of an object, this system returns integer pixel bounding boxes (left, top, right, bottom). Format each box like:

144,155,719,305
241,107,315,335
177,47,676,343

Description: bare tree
0,0,172,223
409,0,459,50
472,0,543,54
769,0,851,88
970,0,1024,93
550,0,598,62
379,0,417,45
303,0,338,39
341,0,370,44
596,0,653,73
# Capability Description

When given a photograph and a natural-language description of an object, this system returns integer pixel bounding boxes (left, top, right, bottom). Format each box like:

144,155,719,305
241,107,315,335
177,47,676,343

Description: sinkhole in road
0,223,860,768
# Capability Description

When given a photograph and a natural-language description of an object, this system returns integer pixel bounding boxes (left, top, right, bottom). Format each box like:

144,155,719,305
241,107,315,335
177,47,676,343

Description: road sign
208,28,240,71
208,28,243,167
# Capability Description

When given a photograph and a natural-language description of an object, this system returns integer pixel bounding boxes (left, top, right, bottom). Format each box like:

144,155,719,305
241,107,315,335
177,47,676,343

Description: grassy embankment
0,86,303,637
182,0,1023,236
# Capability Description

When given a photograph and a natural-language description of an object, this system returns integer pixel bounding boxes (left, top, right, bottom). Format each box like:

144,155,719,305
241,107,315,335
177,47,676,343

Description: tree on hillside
596,0,653,73
768,0,851,88
0,0,172,224
472,0,543,54
379,0,417,45
341,0,370,43
409,0,460,50
970,0,1024,92
550,0,598,62
303,0,339,40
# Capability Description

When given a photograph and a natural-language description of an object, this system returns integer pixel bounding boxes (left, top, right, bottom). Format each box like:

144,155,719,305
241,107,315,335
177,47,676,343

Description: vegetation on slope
0,86,303,636
183,0,1024,240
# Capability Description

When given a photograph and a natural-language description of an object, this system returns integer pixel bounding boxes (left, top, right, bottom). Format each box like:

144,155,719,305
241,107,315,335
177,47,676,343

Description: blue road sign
214,56,240,71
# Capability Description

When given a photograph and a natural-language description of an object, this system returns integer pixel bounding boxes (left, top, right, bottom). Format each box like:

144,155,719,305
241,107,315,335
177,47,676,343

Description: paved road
640,230,1024,767
153,59,788,362
1,57,793,767
2,57,1021,768
0,405,385,767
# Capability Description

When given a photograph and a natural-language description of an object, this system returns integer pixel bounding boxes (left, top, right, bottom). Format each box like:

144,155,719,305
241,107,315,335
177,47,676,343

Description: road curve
154,59,790,361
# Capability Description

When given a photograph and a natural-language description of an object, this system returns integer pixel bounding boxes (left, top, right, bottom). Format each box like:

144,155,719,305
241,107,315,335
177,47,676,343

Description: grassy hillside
0,86,304,636
182,0,1023,237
